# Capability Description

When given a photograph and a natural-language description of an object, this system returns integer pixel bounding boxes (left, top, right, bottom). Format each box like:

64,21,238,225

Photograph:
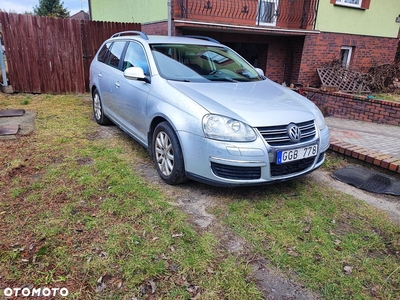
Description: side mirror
124,67,150,83
255,68,265,78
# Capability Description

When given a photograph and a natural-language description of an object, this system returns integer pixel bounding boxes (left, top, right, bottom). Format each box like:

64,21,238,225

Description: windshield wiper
169,78,191,82
211,77,237,83
208,70,237,82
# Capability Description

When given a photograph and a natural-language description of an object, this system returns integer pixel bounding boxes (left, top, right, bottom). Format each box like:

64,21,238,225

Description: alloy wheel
155,131,174,176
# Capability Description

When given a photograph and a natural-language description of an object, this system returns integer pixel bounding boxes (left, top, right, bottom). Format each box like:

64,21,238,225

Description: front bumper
179,126,330,187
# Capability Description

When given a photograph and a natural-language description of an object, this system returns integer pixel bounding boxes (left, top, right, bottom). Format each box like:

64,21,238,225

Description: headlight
314,107,327,131
203,114,257,142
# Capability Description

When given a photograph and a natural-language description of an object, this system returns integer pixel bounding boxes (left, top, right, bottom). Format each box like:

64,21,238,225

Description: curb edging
329,138,400,174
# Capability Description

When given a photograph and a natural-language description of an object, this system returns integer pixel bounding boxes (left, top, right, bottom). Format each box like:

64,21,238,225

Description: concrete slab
0,123,19,135
0,110,36,139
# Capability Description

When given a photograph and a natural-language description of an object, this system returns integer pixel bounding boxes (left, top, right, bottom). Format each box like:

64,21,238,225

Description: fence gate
0,12,141,94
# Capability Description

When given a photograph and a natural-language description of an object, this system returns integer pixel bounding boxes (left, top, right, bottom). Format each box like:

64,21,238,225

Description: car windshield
150,44,262,82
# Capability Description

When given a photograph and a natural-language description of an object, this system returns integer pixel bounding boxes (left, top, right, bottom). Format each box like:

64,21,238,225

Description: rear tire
152,122,187,185
92,89,111,125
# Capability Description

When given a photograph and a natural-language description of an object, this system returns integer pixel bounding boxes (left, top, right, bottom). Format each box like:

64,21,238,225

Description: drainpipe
0,47,8,87
168,0,172,36
314,0,320,30
88,0,92,20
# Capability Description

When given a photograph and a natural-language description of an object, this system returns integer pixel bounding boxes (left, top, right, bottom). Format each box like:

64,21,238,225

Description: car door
100,41,128,121
112,41,150,144
93,42,114,111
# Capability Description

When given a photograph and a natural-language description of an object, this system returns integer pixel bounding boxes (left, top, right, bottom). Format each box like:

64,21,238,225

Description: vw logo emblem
287,124,301,142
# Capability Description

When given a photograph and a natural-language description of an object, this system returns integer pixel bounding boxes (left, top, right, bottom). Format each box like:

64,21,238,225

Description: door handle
115,82,120,88
98,73,102,79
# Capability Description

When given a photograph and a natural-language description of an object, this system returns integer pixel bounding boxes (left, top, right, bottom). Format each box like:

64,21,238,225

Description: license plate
277,145,318,164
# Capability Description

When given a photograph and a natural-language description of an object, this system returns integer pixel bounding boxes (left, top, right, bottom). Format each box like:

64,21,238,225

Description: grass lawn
0,93,399,299
372,93,400,103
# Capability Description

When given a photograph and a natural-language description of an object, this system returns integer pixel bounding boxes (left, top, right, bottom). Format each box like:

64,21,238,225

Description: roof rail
183,35,220,44
111,31,149,40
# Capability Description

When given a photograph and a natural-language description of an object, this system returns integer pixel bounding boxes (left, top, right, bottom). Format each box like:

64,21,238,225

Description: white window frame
257,0,278,26
340,46,353,68
335,0,362,8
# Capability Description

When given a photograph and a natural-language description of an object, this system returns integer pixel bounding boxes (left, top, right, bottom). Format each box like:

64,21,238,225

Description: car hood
168,79,316,127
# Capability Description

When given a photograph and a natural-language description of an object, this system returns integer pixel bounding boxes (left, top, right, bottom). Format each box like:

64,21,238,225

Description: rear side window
97,41,127,69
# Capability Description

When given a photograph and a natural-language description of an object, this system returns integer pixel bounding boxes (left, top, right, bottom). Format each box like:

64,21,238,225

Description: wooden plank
32,14,44,93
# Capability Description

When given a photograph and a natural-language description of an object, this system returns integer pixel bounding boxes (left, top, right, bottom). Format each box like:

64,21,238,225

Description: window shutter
361,0,370,9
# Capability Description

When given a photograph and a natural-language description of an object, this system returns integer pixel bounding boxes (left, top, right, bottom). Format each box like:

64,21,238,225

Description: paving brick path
326,117,400,174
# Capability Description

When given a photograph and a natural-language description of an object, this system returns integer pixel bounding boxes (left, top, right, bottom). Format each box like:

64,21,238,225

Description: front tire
152,122,187,185
92,89,111,125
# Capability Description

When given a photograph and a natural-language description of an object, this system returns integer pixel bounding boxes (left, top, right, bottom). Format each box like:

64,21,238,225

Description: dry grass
372,92,400,103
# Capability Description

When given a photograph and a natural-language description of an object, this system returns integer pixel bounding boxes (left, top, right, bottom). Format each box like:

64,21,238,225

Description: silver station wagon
89,31,330,186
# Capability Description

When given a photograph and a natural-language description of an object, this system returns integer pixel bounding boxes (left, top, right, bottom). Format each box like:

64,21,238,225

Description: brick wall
285,36,305,84
298,32,399,86
142,21,170,35
265,38,288,82
305,88,400,125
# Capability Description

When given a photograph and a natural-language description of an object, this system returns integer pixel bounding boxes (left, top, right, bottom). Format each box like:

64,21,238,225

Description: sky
0,0,89,16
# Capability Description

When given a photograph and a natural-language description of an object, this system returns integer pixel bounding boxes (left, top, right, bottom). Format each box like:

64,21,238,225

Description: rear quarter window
97,42,112,63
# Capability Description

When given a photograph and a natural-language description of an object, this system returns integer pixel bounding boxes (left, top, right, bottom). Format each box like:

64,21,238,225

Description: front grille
257,120,316,146
270,152,325,177
270,156,315,177
211,162,261,180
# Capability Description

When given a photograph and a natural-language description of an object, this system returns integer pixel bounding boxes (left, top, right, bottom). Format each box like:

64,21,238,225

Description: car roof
108,32,221,46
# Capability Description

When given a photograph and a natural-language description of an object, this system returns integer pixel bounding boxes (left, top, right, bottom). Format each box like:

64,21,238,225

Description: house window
257,0,278,26
331,0,370,9
336,0,362,8
340,46,353,67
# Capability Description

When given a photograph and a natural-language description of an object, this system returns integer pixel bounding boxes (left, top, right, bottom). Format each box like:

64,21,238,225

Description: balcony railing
175,0,318,30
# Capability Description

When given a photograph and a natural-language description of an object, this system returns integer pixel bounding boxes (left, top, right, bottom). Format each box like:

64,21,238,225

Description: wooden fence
0,12,141,94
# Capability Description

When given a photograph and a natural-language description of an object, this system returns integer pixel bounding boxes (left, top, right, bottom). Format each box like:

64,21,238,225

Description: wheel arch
147,116,169,158
91,85,98,97
146,101,206,169
147,115,187,160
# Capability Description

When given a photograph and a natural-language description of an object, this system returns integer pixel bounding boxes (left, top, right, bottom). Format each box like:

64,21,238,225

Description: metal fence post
0,47,7,87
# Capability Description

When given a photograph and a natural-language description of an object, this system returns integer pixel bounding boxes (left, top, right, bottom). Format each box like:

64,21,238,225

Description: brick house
89,0,400,86
69,10,90,21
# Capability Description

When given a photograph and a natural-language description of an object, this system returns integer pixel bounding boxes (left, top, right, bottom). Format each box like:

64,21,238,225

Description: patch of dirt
135,160,321,299
307,171,400,225
86,125,122,140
